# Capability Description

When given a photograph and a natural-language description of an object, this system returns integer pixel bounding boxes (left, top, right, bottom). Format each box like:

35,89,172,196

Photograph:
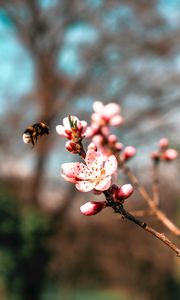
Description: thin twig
120,207,180,257
119,162,180,236
130,209,154,217
152,161,160,206
104,191,180,257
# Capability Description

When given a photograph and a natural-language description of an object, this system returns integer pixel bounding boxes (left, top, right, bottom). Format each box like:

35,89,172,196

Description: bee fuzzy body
23,122,49,146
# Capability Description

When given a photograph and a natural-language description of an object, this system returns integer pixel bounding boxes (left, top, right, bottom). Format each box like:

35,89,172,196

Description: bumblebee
23,122,49,146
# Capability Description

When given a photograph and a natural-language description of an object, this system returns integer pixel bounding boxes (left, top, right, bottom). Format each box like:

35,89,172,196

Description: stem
130,210,154,217
79,141,86,159
121,163,180,236
104,191,180,257
152,161,160,206
120,207,180,257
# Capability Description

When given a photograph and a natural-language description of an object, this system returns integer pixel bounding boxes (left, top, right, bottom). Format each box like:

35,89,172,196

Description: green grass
42,288,129,300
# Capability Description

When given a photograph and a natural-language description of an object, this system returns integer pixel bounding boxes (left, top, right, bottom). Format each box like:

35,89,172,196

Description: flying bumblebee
22,122,49,146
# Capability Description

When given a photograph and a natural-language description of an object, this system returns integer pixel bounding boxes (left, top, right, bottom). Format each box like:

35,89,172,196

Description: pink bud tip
117,184,134,200
65,141,80,153
159,138,169,149
123,146,136,160
108,134,117,144
115,142,123,151
80,201,106,216
163,149,178,161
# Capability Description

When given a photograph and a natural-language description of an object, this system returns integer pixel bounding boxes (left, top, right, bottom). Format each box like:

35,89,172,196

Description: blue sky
0,0,180,116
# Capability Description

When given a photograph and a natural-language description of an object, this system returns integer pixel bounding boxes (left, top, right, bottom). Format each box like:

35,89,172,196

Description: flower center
92,168,106,185
101,169,106,175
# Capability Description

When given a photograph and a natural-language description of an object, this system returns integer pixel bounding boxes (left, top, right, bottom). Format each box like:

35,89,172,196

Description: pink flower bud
65,141,80,153
123,146,136,160
115,142,123,151
108,134,117,144
117,184,133,200
159,138,169,149
64,129,72,139
163,149,178,161
80,201,107,216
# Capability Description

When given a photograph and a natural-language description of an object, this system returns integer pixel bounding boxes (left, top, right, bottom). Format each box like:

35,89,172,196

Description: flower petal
61,162,89,179
93,101,104,114
61,174,77,183
77,120,87,131
104,155,117,175
75,181,96,192
95,176,112,191
63,117,71,129
56,125,68,137
85,149,102,172
109,115,124,126
103,103,120,118
91,113,102,124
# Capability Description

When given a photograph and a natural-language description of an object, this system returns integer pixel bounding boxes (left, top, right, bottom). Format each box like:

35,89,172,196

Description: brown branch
104,191,180,257
120,163,180,236
152,161,160,206
120,207,180,257
130,209,154,217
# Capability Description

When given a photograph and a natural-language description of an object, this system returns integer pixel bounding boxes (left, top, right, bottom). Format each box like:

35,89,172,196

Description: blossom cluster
56,101,178,217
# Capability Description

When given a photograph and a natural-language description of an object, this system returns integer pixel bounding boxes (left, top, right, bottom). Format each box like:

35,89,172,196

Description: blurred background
0,0,180,299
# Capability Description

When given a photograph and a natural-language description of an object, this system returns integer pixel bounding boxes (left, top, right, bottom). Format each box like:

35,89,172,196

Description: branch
130,209,154,217
152,161,160,206
120,207,180,257
121,163,180,236
104,191,180,257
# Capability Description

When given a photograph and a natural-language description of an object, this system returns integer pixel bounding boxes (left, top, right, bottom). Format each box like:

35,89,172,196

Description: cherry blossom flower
80,201,107,216
61,149,117,192
56,115,87,142
91,101,124,127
